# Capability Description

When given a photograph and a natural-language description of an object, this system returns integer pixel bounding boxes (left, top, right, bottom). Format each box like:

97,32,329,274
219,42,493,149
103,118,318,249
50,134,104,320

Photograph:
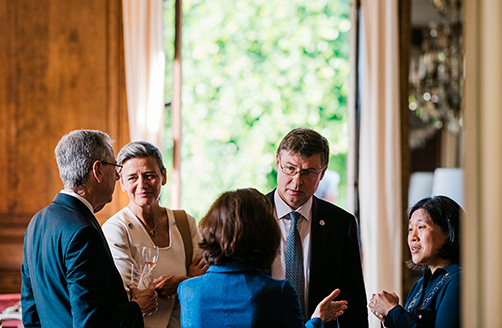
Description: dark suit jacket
178,261,324,328
267,190,368,328
21,193,143,328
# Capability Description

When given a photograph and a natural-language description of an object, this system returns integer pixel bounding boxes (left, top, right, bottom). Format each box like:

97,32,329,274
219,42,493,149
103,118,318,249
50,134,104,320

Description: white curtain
463,0,502,326
122,0,165,146
354,1,402,327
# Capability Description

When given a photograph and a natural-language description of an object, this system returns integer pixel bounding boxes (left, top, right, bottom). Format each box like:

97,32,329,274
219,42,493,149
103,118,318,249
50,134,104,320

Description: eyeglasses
101,161,123,174
278,158,323,180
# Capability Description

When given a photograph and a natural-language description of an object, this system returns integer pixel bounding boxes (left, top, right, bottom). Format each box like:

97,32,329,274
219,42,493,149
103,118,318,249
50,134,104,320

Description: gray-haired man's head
55,129,115,190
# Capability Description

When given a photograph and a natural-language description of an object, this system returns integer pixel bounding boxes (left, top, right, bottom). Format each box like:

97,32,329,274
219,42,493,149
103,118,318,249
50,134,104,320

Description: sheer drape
351,1,402,327
463,0,502,326
122,0,165,146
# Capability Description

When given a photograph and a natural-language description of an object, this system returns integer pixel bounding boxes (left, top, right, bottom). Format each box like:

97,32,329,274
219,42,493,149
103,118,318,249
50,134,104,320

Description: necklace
141,219,157,238
131,206,166,239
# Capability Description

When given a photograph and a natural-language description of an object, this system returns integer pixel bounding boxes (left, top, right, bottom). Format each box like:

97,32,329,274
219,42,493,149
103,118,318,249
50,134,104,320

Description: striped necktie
285,211,305,315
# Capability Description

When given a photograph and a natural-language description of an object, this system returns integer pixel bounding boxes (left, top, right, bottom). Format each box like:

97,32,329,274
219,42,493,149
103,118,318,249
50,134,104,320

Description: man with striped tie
267,128,368,328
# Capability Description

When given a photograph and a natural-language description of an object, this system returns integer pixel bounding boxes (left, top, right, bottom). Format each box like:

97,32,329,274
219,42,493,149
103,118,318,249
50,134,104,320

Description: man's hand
187,255,208,277
368,290,399,322
129,283,158,317
311,289,348,322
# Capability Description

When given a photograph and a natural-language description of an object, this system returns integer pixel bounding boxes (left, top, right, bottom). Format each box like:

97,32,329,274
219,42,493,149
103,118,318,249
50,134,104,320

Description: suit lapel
310,196,329,256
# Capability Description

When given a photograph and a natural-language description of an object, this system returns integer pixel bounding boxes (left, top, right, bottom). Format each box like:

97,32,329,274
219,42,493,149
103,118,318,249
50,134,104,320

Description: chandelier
408,0,463,150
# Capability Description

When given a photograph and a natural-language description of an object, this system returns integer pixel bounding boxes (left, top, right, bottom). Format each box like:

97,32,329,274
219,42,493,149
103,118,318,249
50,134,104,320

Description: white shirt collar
273,189,312,221
60,189,95,213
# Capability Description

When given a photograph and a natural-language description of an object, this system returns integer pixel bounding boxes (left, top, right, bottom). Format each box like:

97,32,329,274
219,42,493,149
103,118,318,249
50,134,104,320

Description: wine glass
141,245,159,270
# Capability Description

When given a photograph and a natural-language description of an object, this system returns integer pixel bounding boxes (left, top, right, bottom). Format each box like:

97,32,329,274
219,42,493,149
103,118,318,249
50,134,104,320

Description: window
163,0,352,219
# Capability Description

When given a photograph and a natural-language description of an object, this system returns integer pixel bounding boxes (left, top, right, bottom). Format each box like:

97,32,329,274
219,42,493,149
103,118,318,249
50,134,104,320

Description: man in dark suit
268,128,368,327
21,129,158,328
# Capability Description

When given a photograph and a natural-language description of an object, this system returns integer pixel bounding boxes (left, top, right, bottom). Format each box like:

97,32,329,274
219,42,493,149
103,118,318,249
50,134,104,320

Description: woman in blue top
178,188,348,328
369,195,462,328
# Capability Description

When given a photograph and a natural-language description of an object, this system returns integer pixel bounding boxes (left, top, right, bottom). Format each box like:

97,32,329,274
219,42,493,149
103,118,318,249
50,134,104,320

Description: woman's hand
188,255,208,277
153,256,207,299
311,289,348,322
368,290,399,322
153,275,185,299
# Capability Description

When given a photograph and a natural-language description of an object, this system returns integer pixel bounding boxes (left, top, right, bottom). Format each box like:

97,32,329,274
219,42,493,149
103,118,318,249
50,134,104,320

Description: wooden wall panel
0,0,130,293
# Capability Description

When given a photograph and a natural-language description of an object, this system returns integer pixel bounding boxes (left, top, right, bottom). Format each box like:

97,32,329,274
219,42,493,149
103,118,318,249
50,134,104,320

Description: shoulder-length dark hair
409,195,463,264
199,188,281,270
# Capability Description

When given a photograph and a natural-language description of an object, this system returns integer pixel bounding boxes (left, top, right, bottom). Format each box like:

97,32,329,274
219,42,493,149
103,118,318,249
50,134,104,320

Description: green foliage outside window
163,0,351,219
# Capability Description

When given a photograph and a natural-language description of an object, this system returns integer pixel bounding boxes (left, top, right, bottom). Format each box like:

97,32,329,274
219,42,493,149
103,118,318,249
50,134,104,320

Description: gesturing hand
312,288,348,322
368,290,399,322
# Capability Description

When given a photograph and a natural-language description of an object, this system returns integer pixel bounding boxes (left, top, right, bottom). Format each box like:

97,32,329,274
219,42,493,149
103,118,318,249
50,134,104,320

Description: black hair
409,195,462,264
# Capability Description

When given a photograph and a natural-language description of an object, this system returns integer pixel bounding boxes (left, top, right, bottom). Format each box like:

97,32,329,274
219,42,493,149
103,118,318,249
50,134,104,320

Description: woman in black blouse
369,196,462,328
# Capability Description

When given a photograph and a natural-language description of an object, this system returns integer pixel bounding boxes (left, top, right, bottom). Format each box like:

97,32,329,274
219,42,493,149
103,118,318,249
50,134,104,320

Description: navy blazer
21,193,143,328
178,262,325,328
385,264,461,328
267,190,368,328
